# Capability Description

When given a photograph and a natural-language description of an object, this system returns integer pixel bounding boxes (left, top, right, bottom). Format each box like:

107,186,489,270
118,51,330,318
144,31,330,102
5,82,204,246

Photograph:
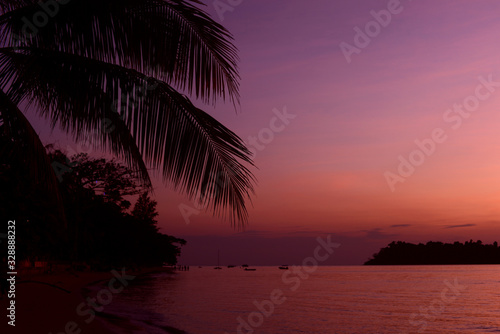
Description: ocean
93,265,500,333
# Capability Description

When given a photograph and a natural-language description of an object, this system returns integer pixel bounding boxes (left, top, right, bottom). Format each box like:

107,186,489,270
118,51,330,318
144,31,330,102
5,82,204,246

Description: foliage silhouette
1,145,186,268
0,0,255,226
365,240,500,265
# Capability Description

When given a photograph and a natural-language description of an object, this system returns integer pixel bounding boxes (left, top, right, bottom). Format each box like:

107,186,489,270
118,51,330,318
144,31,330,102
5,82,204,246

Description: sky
35,0,500,265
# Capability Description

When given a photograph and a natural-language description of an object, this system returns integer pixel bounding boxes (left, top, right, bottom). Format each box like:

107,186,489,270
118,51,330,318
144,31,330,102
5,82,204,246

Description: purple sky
33,0,500,264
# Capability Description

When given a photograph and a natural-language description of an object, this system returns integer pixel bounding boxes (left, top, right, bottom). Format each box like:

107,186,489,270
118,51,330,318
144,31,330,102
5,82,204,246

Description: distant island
364,240,500,265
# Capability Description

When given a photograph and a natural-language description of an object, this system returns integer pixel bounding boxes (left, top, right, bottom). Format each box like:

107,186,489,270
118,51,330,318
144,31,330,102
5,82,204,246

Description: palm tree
0,0,254,226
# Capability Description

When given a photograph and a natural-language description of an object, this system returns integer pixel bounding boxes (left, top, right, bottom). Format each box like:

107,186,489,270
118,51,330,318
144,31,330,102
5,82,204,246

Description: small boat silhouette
244,268,256,271
278,265,289,270
214,249,222,269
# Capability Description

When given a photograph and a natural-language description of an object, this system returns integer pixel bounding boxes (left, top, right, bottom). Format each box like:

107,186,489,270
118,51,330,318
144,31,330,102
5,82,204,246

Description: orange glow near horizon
32,1,500,262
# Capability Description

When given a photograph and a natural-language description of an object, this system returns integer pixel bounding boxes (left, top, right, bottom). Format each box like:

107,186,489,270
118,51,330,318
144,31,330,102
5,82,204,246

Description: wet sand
0,267,176,334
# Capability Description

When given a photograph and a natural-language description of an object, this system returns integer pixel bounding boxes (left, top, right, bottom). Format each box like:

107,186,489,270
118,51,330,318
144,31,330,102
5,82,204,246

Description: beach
0,266,175,334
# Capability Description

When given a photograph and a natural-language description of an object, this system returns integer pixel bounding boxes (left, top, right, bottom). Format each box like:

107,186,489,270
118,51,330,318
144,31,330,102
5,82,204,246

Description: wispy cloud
444,224,476,229
390,224,412,228
362,228,398,240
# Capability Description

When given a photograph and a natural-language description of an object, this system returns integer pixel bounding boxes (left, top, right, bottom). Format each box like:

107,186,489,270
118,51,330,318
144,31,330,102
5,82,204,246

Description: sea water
98,265,500,333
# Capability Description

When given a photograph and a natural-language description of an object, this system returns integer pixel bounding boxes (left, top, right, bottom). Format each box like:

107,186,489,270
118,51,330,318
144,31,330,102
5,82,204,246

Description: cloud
390,224,412,228
444,224,476,229
362,228,398,240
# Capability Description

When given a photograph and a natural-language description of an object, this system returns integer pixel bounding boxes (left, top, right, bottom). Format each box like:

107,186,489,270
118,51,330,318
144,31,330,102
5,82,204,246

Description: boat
227,265,235,268
241,264,249,268
214,249,222,269
278,265,289,270
244,268,256,271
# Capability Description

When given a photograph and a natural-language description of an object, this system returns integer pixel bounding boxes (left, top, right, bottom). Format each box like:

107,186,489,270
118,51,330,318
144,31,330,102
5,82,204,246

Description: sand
0,266,175,334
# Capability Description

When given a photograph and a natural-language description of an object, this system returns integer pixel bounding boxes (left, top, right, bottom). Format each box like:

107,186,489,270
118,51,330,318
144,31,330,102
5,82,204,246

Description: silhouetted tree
0,130,64,260
365,240,500,265
18,148,187,267
0,0,255,226
133,192,159,231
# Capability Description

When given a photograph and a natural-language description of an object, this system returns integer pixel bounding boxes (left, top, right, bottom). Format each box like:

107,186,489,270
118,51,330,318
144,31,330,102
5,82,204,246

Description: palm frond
0,47,153,188
0,0,239,106
0,88,66,226
0,46,254,225
0,0,32,14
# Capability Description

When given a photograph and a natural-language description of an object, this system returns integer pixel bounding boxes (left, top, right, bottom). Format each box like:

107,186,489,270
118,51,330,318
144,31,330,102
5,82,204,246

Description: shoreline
0,266,183,334
84,267,187,334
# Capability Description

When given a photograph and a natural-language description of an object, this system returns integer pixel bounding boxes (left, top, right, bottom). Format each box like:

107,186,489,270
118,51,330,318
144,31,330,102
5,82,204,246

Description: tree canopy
0,0,255,226
2,146,186,268
365,240,500,265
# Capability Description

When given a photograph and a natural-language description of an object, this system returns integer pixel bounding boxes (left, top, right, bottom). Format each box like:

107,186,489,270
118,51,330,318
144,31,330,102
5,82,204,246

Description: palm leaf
0,46,254,225
0,1,31,13
0,89,66,226
0,0,254,226
0,0,239,105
